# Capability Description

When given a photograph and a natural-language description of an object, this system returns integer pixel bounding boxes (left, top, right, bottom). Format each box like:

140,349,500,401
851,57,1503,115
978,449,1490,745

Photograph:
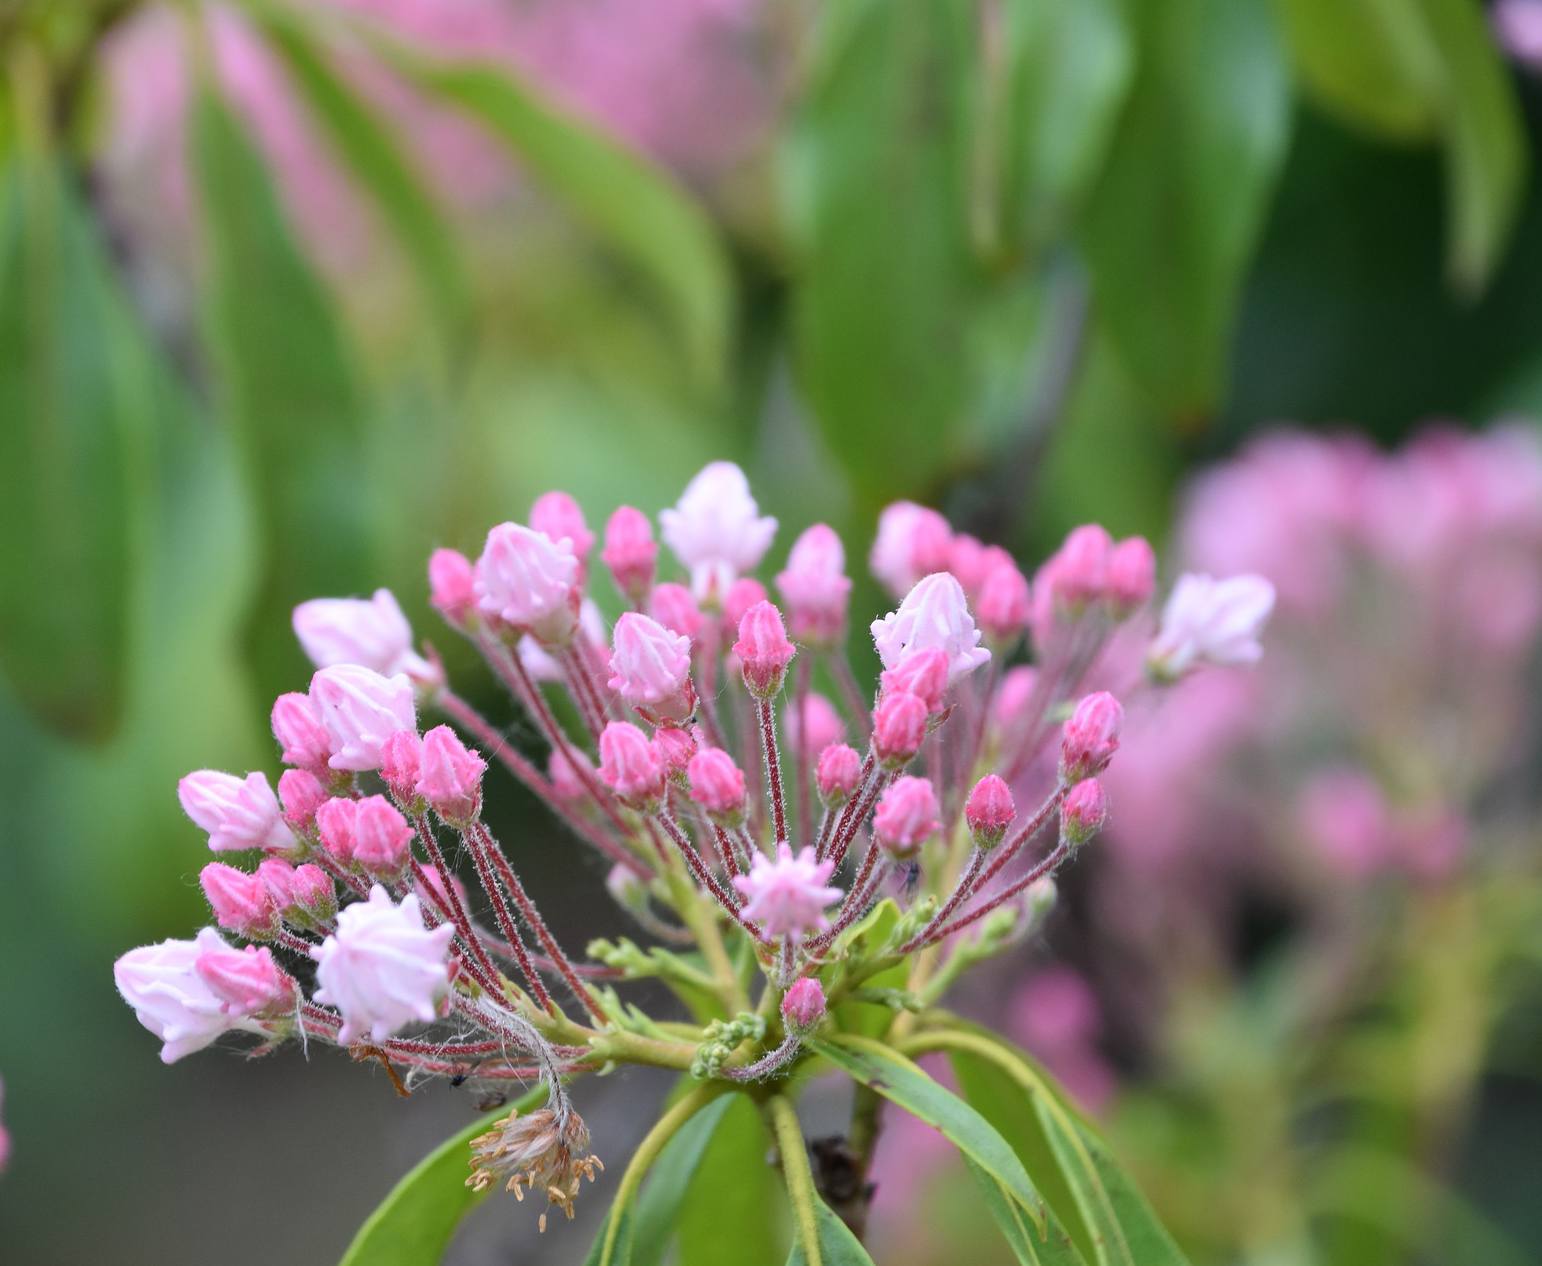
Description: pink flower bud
194,944,292,1016
687,748,747,821
351,795,415,877
776,524,851,644
309,665,418,772
879,647,949,715
290,863,338,923
816,743,862,808
659,461,778,602
115,928,257,1063
199,863,277,938
599,721,666,809
976,564,1032,644
418,725,487,824
653,725,698,782
947,535,1014,600
316,797,358,863
965,775,1015,849
992,666,1038,734
428,548,477,624
723,577,769,633
648,582,704,642
1147,573,1276,680
277,769,327,830
870,502,953,597
1061,779,1108,845
380,729,424,804
548,748,596,803
873,776,941,859
732,844,842,938
529,490,594,565
271,692,331,770
473,522,580,643
178,770,298,855
602,505,657,602
781,976,827,1034
292,588,436,684
256,857,300,912
871,573,990,683
1060,692,1123,783
609,612,694,716
733,600,796,698
313,887,455,1044
1051,525,1114,607
1106,537,1156,614
784,691,844,756
872,691,928,767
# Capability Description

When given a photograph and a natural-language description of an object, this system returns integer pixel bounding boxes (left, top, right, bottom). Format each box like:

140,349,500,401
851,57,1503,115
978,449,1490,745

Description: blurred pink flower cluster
99,0,773,272
1107,424,1542,880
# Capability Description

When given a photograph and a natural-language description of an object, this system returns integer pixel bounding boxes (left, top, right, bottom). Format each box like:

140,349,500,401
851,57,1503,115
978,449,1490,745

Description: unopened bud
1061,779,1108,847
1060,692,1123,783
816,743,862,808
872,691,928,767
781,977,827,1034
965,775,1015,849
733,601,796,698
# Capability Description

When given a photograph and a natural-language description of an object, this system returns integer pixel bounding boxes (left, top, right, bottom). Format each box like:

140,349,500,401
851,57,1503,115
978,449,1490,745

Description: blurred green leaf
253,9,470,342
338,1087,546,1266
630,1092,737,1266
0,150,140,741
963,1158,1086,1266
809,1034,1048,1234
786,0,992,501
1079,0,1291,419
190,81,377,692
995,0,1133,255
365,38,730,395
677,1094,784,1266
831,900,909,1040
782,1193,876,1266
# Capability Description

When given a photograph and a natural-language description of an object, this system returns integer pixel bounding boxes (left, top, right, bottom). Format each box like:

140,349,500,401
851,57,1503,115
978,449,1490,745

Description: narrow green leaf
783,1195,877,1266
808,1035,1047,1235
254,9,469,337
677,1094,784,1266
1079,0,1291,418
338,1086,547,1266
190,82,376,693
630,1094,737,1266
0,154,142,741
364,37,729,392
963,1158,1086,1266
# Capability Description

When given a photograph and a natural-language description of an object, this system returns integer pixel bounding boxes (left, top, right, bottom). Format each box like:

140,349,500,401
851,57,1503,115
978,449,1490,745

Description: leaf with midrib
337,1085,547,1266
783,1195,877,1266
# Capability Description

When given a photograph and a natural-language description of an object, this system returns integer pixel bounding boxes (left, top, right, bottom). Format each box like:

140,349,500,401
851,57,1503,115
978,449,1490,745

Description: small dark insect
476,1090,509,1112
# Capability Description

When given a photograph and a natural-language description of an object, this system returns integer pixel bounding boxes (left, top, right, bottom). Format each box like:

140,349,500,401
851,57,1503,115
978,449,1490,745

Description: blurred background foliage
1,0,1540,1263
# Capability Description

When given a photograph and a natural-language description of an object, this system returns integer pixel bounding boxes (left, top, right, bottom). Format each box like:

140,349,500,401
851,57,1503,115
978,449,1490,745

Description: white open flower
1148,573,1276,680
659,461,777,602
313,887,455,1044
177,769,297,854
292,588,438,684
870,572,991,683
114,928,259,1063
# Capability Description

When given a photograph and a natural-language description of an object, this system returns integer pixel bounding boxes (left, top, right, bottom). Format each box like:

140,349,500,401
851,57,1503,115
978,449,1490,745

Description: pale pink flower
873,776,942,858
308,664,418,772
608,612,694,710
428,548,477,625
872,692,927,767
649,582,704,643
722,577,769,633
270,692,332,770
417,725,487,824
474,522,580,643
178,770,297,855
733,600,796,697
870,502,953,597
602,505,658,601
976,564,1032,643
870,573,991,683
599,721,666,808
277,769,327,830
947,533,1012,600
816,743,862,807
992,665,1038,734
350,796,415,876
313,887,455,1044
529,490,595,564
732,844,842,938
316,798,359,863
292,589,436,684
115,928,262,1063
380,729,425,803
783,691,844,756
194,944,293,1016
776,524,852,643
1148,573,1276,680
1106,538,1156,613
878,647,949,714
199,863,277,938
652,725,698,780
687,748,747,820
659,461,777,601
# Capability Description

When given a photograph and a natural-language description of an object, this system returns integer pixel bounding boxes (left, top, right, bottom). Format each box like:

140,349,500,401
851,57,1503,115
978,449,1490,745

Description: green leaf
364,37,730,393
786,0,992,501
831,900,908,1040
808,1035,1047,1235
1078,0,1291,419
996,0,1133,253
964,1158,1086,1266
0,152,142,741
783,1195,877,1266
677,1095,785,1266
190,81,377,693
253,9,469,338
338,1086,547,1266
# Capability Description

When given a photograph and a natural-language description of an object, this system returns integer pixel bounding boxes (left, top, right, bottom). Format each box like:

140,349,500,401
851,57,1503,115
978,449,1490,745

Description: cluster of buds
113,460,1272,1233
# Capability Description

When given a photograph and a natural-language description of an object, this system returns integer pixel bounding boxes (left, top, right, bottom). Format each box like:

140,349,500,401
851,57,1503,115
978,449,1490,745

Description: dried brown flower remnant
467,1106,604,1230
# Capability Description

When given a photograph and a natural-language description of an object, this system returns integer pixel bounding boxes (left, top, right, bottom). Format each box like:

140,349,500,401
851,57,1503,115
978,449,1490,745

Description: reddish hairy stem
828,650,873,739
895,848,985,955
656,811,771,945
923,836,1073,944
794,657,813,849
819,751,876,864
828,767,893,872
406,833,512,1001
965,784,1067,900
446,817,554,1012
757,697,789,845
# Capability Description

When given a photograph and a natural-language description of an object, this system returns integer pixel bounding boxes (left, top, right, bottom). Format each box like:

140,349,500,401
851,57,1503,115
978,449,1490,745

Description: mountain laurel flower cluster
112,460,1272,1253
